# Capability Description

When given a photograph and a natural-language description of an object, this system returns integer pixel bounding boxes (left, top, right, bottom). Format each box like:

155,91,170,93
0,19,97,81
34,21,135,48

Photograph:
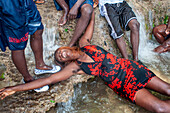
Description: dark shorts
53,0,93,18
104,1,137,39
0,0,43,51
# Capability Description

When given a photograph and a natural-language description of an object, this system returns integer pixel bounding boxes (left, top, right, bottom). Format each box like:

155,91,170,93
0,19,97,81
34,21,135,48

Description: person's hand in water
0,87,16,100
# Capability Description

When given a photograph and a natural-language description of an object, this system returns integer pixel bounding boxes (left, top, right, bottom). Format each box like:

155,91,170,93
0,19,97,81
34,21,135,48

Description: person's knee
81,5,93,18
129,20,140,31
31,29,43,39
153,26,158,34
115,37,124,43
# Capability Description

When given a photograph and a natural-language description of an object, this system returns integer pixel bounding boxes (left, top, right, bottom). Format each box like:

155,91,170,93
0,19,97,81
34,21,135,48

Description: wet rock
0,0,169,113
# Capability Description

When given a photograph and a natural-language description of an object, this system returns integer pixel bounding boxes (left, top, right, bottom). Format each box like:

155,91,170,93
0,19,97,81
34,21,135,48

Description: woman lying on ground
0,12,170,113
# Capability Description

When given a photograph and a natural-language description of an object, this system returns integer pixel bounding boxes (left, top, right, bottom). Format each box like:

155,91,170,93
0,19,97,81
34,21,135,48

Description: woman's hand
0,87,16,100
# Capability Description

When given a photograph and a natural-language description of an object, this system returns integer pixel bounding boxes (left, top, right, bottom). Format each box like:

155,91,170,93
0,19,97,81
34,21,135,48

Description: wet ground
0,0,170,113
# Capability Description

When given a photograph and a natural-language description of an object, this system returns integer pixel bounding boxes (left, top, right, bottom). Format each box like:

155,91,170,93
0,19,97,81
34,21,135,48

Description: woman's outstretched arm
0,62,80,99
79,11,95,48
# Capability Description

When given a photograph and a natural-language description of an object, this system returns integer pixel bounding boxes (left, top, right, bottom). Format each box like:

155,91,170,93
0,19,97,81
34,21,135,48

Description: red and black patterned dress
76,45,156,103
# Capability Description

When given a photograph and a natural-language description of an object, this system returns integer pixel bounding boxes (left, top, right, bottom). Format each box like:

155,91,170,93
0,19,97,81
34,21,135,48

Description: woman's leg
145,76,170,96
135,88,170,112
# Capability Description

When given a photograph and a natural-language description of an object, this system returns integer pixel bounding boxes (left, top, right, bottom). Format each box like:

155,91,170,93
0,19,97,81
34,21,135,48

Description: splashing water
25,24,60,66
127,3,170,82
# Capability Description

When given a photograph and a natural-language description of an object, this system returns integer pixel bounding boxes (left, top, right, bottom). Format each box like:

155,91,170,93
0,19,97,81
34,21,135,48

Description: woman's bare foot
35,0,45,4
36,65,53,70
58,10,68,26
154,44,170,53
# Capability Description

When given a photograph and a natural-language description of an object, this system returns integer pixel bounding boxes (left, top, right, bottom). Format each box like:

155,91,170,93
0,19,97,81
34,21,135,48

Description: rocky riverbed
0,0,169,112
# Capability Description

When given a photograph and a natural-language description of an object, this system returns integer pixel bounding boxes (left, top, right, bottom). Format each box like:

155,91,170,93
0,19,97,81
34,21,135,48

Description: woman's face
55,48,73,62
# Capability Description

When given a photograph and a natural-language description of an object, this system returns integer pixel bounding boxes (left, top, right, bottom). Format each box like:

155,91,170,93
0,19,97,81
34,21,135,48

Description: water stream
0,1,169,112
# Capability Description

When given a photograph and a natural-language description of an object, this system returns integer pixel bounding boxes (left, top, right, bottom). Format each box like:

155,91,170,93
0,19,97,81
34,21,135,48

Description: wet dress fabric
76,45,156,103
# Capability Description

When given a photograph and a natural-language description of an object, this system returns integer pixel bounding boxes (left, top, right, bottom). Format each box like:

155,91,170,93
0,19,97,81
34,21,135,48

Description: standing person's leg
121,1,139,61
115,38,128,59
30,29,52,70
11,50,34,82
135,76,170,112
128,19,140,61
68,3,93,47
104,4,128,59
28,1,60,75
54,0,69,26
1,20,34,82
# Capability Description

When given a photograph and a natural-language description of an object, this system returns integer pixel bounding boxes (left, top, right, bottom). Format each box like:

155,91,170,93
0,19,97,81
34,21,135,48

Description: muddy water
0,0,169,113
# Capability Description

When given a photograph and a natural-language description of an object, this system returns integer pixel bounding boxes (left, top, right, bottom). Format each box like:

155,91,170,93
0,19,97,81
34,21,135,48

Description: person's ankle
133,57,138,61
36,65,53,70
63,7,69,13
23,77,34,83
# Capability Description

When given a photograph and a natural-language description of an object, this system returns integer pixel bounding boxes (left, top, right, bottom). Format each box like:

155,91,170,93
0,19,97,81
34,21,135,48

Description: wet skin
153,16,170,53
0,12,170,113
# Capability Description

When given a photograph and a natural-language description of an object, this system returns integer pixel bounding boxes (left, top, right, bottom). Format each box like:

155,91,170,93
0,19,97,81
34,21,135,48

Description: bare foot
93,0,99,8
35,0,45,4
36,65,53,70
58,11,68,26
154,44,170,53
24,76,34,83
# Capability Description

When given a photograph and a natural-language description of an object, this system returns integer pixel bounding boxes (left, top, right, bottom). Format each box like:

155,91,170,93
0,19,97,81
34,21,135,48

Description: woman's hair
54,46,82,68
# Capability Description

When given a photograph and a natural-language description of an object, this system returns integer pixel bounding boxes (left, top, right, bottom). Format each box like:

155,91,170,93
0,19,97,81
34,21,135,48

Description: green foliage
65,28,73,32
0,73,5,79
164,15,169,24
64,29,68,32
50,100,55,103
145,23,149,31
152,22,155,28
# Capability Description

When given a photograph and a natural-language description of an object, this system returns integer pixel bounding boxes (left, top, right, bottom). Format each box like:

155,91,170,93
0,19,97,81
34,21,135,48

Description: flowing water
0,1,169,112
